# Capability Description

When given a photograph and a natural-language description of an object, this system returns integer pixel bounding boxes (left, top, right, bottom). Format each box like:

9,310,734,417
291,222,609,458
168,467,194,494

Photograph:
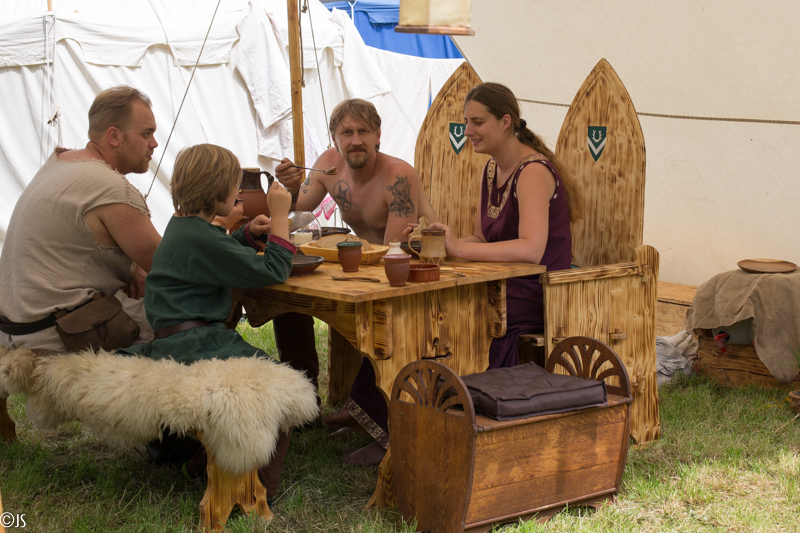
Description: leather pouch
55,293,140,352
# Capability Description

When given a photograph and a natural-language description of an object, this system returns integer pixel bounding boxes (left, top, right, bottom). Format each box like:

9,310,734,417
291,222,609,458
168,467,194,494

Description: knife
331,275,381,283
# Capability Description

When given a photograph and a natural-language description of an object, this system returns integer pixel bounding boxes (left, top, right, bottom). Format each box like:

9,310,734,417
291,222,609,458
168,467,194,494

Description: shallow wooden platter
737,258,797,274
299,242,389,264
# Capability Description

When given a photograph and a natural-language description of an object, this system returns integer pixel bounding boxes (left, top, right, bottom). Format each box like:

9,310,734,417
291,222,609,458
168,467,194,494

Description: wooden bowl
291,255,324,276
299,242,389,265
408,263,440,282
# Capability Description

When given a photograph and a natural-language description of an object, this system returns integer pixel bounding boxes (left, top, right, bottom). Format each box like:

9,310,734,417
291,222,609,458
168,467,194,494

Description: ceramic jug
239,167,274,221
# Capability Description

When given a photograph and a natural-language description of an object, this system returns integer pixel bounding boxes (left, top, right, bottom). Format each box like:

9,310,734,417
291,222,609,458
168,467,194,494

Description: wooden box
695,330,800,390
656,282,697,337
390,337,632,532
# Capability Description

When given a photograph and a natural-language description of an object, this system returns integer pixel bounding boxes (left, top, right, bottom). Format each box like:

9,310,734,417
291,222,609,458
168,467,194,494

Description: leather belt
0,313,57,336
153,320,213,340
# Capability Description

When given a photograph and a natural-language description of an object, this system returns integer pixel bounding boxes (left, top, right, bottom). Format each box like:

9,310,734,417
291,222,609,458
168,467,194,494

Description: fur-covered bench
0,346,318,531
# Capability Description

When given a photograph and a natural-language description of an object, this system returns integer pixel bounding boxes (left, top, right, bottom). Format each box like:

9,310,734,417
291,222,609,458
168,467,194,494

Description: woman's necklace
485,153,547,218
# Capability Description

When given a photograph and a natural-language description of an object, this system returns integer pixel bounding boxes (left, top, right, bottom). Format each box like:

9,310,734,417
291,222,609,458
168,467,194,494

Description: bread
315,233,350,249
313,233,373,251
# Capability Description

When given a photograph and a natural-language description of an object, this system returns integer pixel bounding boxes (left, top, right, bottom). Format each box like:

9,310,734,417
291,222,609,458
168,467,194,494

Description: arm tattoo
332,180,352,212
386,175,415,217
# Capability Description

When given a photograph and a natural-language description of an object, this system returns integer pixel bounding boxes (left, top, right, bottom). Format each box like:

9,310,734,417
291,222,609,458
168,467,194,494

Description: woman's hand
274,157,303,193
427,222,459,255
248,214,272,237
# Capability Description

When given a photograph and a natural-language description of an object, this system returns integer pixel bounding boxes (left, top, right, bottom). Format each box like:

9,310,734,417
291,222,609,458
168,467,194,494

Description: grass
1,321,799,532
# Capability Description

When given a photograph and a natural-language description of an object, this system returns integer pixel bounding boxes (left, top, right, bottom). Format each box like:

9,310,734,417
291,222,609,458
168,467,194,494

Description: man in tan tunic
0,86,162,353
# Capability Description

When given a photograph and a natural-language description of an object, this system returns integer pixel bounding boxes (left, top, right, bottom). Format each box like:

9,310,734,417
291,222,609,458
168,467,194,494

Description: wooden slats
543,245,660,445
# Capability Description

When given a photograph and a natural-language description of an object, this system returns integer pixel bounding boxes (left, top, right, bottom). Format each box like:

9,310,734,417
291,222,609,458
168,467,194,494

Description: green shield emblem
588,126,607,161
449,122,467,154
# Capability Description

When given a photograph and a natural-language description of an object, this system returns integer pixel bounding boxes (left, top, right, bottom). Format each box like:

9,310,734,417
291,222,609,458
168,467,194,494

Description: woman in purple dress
432,82,582,368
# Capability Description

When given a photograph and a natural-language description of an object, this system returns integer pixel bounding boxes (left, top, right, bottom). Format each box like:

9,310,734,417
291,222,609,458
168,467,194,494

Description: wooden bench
389,336,632,532
656,281,697,337
0,347,318,532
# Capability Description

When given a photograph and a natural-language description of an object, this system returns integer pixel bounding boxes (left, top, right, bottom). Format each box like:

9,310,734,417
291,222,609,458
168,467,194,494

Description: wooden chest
695,330,800,390
390,337,632,532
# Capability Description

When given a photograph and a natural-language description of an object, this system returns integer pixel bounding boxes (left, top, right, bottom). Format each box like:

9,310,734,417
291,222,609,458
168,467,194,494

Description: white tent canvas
454,0,800,286
0,0,462,246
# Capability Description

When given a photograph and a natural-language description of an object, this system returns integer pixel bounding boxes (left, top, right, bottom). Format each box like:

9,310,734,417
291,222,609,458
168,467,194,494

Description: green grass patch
2,327,800,532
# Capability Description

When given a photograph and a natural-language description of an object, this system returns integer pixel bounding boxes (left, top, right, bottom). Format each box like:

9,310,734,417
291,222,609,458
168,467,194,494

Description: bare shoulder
517,159,557,195
314,147,343,167
382,155,421,183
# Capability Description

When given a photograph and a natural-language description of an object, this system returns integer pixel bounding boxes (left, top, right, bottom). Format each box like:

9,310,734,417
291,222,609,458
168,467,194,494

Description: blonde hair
88,85,152,140
171,144,241,217
329,98,381,137
465,83,583,222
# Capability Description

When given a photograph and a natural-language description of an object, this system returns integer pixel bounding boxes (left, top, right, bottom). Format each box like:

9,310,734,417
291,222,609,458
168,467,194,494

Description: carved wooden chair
414,60,659,444
390,336,632,532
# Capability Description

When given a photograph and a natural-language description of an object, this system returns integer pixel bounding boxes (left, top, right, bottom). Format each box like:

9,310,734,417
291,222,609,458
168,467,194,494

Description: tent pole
288,0,305,167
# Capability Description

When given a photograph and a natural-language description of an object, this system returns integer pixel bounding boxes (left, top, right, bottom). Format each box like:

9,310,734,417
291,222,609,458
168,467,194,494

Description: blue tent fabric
324,0,463,59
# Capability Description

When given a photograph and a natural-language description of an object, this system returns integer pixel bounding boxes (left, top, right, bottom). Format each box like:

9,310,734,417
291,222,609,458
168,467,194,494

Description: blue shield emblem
449,123,467,154
588,126,607,161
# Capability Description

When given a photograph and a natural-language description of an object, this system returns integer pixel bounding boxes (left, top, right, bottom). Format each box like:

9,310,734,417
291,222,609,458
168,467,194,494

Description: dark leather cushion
460,362,607,420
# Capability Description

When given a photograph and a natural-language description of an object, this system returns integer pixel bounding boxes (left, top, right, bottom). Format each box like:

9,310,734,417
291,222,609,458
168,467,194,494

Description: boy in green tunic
122,143,304,499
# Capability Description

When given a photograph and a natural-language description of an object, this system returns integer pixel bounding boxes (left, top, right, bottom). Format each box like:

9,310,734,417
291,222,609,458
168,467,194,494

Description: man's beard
344,148,369,169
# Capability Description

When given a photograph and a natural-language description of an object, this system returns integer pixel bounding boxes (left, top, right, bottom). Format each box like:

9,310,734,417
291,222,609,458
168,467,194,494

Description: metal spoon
291,165,337,175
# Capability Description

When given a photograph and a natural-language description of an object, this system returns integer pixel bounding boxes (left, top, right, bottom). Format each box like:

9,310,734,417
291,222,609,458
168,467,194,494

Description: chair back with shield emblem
414,62,490,239
556,58,646,267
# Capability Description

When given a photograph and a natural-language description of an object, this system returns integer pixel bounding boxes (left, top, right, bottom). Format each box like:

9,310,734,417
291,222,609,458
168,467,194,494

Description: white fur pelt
0,345,318,474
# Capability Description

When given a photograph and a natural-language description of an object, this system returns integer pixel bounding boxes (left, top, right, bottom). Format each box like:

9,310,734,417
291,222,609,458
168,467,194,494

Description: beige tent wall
454,1,800,286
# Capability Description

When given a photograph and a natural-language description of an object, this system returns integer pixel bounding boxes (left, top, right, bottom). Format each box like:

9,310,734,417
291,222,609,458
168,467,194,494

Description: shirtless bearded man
276,98,436,465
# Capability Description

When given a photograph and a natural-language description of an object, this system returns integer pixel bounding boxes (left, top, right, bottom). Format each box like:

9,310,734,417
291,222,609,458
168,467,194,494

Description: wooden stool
195,431,273,532
389,336,632,533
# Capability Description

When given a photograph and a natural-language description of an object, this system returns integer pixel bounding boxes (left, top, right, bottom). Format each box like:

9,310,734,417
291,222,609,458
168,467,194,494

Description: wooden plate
299,242,389,265
737,259,797,274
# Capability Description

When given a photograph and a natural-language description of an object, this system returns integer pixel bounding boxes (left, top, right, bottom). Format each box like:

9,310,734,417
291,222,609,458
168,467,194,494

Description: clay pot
408,263,440,282
337,241,363,272
239,167,273,222
383,254,411,286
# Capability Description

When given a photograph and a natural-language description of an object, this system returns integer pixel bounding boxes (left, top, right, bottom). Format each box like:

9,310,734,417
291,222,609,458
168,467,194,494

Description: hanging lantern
395,0,475,36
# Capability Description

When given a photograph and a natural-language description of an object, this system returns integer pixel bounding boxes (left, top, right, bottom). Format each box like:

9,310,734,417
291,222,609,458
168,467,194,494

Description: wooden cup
408,228,446,266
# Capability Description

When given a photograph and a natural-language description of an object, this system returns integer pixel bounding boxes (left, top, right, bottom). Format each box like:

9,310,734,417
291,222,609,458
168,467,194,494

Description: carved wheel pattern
546,336,632,398
391,360,474,418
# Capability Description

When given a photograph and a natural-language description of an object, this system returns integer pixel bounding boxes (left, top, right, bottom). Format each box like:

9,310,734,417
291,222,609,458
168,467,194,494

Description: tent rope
144,0,222,200
305,0,332,148
518,98,800,126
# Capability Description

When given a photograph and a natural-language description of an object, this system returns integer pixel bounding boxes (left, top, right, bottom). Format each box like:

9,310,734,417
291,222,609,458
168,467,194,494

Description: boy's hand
266,182,291,242
274,158,303,193
248,215,272,237
267,181,292,218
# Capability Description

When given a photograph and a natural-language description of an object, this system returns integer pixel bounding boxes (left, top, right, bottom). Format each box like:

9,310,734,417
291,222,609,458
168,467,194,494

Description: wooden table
230,259,545,507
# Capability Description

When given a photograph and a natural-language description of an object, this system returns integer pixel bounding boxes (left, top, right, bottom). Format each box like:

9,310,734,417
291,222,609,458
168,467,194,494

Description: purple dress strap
480,155,572,368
